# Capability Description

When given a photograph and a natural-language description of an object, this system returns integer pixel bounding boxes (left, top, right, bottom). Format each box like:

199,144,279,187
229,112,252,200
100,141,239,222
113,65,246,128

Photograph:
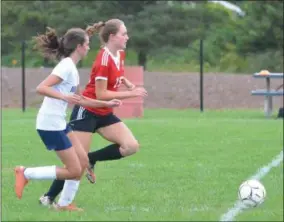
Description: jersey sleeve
94,51,110,81
51,58,71,81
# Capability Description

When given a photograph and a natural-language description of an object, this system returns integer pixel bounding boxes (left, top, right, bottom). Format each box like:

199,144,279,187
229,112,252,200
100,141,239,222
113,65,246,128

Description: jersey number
114,77,123,88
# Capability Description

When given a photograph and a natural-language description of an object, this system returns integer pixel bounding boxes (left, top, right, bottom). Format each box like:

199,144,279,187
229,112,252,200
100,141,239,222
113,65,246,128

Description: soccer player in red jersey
39,19,148,206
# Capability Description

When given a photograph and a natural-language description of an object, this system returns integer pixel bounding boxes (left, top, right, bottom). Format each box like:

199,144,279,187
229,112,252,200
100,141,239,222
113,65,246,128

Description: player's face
112,24,129,50
78,35,90,58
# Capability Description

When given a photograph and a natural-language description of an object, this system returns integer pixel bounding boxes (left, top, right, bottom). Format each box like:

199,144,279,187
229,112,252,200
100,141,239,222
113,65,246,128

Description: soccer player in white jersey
14,27,121,211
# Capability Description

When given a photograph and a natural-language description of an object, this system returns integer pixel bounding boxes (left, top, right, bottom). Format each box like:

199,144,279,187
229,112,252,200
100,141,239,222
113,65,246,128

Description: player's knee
68,165,82,179
122,140,139,156
130,140,140,153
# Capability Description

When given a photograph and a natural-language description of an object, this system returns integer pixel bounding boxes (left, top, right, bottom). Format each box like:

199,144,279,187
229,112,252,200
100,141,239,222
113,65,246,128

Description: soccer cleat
85,163,96,184
53,203,84,212
14,166,29,199
39,194,56,207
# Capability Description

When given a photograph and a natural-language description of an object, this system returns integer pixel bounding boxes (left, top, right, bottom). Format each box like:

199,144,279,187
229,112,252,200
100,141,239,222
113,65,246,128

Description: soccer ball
238,179,266,207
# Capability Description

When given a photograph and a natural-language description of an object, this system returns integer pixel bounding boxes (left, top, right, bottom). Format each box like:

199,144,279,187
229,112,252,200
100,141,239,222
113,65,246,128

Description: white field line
219,150,283,222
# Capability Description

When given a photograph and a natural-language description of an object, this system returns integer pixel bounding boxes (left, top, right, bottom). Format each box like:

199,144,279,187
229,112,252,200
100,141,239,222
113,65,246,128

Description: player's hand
131,87,148,97
62,94,82,104
106,99,122,107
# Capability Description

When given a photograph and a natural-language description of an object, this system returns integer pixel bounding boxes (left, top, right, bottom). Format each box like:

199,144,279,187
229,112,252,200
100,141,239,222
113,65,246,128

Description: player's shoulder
52,57,73,75
59,57,73,65
96,47,110,66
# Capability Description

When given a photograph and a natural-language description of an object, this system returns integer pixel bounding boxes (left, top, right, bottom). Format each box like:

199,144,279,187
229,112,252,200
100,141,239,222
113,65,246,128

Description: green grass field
2,108,283,221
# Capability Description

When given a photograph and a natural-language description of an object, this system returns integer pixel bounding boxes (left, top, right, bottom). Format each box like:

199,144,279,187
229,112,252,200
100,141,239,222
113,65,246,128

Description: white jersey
36,57,79,131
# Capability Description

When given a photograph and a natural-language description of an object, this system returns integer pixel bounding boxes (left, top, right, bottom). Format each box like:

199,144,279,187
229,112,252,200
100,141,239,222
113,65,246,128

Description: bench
251,90,284,96
251,72,283,118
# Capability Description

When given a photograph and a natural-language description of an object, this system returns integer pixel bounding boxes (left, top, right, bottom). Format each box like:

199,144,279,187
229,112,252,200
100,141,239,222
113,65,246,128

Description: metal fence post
200,39,204,112
21,40,26,112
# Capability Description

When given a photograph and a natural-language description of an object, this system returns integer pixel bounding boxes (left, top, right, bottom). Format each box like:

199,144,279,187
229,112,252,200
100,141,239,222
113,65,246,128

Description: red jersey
82,47,125,115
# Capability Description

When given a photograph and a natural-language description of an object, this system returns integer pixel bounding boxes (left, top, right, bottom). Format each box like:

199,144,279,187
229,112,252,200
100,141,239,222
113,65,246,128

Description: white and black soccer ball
238,179,266,207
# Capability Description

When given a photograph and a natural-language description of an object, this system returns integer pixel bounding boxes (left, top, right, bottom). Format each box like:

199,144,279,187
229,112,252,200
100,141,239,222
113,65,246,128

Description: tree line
2,1,283,72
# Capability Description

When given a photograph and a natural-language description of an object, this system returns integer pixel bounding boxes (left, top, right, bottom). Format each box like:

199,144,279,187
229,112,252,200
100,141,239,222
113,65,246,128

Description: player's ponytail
33,27,65,60
86,19,124,46
85,21,105,37
33,27,88,60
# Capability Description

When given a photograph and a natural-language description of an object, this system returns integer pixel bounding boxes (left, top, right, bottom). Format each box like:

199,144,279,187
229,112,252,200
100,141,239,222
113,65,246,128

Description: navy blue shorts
37,125,72,151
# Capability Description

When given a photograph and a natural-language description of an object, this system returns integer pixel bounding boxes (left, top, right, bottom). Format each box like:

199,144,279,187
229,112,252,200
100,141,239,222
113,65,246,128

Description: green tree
234,1,283,54
123,1,236,69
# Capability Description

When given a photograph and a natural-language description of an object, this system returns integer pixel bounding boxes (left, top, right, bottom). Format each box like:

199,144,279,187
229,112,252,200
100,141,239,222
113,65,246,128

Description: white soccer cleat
39,195,54,207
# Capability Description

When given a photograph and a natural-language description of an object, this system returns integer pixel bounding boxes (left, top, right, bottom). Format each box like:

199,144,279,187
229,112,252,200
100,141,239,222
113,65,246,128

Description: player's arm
94,52,147,100
94,64,140,99
95,79,147,100
95,79,132,100
78,96,122,108
121,77,135,90
36,75,65,100
119,51,135,90
37,60,81,103
74,85,121,108
76,85,82,95
37,75,81,104
36,75,80,104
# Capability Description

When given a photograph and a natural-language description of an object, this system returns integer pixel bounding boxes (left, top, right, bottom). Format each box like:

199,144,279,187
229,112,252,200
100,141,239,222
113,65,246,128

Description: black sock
88,144,123,165
45,179,65,201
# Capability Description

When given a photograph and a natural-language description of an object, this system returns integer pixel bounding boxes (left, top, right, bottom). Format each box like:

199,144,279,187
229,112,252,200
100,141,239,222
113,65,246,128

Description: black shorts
68,105,121,133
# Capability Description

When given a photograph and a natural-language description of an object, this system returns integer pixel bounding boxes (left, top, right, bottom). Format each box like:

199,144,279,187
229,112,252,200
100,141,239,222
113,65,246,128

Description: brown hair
86,19,124,45
33,27,88,60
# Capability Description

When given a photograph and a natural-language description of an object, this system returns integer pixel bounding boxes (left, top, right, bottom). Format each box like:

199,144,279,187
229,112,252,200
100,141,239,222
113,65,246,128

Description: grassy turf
2,108,283,221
